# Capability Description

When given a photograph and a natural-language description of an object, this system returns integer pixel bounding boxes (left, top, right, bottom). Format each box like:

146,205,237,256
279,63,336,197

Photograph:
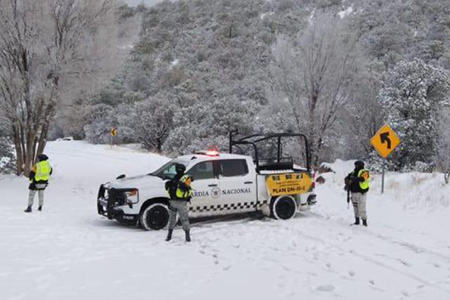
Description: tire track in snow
309,212,450,263
296,213,450,295
191,214,450,297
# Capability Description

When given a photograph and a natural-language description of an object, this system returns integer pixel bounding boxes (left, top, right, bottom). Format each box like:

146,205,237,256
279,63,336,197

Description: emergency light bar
194,150,220,156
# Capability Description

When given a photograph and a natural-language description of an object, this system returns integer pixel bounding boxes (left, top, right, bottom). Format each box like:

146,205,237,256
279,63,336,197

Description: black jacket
165,173,183,200
345,167,369,194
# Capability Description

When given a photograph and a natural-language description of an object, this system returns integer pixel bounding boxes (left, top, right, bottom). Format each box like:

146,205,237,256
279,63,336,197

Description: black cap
355,160,365,168
38,154,49,161
175,164,186,174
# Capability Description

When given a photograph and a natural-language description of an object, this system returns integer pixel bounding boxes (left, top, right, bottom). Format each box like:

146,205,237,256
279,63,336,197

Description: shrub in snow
0,120,16,174
0,137,16,174
119,98,176,152
84,104,116,144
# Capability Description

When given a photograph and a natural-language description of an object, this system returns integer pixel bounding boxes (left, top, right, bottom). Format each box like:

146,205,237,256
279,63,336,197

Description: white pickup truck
97,133,317,230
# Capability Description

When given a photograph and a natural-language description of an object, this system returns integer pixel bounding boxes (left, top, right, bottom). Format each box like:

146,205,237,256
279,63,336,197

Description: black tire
140,202,170,231
271,196,297,220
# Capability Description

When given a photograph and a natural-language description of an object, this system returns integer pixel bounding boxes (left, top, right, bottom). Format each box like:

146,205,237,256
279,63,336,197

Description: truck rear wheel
140,202,170,231
271,196,297,220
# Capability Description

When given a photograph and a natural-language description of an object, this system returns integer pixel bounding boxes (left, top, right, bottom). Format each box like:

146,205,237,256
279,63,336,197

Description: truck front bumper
97,185,139,226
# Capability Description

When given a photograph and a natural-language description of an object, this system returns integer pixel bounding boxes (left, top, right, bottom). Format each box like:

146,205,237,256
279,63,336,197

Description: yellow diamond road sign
370,124,400,158
111,128,117,137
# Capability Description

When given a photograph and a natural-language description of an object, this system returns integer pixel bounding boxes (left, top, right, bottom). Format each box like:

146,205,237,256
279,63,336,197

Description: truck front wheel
140,202,170,231
271,196,297,220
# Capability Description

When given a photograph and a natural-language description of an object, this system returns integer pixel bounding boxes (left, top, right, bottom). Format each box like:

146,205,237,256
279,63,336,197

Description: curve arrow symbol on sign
380,132,391,149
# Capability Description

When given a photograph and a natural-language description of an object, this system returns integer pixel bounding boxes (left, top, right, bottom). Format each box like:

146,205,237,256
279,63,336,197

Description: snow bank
320,159,450,213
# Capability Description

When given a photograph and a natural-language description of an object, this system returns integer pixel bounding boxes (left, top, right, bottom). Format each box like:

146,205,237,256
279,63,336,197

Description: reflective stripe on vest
35,161,51,181
358,169,370,190
176,189,193,199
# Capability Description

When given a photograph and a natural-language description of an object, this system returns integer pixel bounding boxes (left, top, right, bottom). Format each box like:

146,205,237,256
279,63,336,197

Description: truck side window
152,162,186,180
219,159,248,177
187,161,214,180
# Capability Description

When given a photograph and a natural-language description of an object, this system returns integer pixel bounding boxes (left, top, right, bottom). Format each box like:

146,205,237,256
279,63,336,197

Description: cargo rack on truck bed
229,131,311,173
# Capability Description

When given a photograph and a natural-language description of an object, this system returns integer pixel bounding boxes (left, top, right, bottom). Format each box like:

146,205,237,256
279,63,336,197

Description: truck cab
97,133,317,230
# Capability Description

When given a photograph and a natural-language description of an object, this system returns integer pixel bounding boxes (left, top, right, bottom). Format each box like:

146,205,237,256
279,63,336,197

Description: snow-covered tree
0,0,121,175
0,118,15,174
378,59,450,171
84,104,116,145
437,112,450,178
340,69,384,160
270,13,363,166
163,97,258,156
119,97,176,152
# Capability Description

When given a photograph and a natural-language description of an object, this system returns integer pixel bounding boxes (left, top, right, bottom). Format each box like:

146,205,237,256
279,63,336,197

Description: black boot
24,206,32,213
362,219,368,226
185,230,191,242
352,217,360,225
38,206,42,211
165,229,173,242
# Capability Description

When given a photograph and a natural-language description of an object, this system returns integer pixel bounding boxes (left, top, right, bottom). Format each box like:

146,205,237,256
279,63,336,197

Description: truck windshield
151,161,187,180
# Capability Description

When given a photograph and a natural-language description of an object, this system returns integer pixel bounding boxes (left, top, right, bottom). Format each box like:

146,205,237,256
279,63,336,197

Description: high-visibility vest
34,161,51,181
175,175,193,200
358,169,370,190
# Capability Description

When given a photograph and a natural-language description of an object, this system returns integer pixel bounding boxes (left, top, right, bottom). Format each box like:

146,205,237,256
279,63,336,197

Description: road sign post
370,124,400,194
110,128,117,148
381,159,386,194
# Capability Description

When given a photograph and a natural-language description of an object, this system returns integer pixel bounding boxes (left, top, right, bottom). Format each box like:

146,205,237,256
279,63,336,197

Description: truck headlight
125,189,139,204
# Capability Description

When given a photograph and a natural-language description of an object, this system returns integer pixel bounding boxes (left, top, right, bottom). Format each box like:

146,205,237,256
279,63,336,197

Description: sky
126,0,165,7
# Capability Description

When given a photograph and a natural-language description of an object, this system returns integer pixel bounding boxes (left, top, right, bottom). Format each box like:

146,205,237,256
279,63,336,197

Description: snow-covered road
1,141,449,300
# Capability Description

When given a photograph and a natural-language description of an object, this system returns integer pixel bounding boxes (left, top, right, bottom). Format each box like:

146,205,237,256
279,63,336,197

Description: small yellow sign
111,128,117,137
370,124,400,158
266,173,313,196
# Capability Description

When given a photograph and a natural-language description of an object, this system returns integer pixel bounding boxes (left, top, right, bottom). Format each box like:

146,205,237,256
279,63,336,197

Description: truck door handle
208,184,218,187
244,181,253,184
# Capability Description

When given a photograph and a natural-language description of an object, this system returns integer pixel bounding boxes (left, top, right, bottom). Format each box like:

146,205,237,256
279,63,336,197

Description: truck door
186,160,219,213
217,159,257,211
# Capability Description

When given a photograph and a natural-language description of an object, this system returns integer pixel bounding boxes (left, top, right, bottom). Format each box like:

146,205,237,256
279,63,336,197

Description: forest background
1,0,450,175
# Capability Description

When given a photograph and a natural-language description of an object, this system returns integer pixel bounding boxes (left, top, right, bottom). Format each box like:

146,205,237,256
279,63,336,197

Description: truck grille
98,185,126,219
111,190,126,206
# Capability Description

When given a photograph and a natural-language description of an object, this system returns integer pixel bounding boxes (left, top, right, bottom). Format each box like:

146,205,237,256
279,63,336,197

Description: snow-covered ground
1,142,449,300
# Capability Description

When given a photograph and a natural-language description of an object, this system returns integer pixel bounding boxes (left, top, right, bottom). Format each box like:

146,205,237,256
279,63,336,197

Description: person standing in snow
165,164,193,242
24,154,53,213
345,160,370,226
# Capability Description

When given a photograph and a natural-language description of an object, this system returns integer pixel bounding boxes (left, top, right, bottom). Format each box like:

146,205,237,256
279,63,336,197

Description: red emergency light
205,150,220,156
194,150,220,156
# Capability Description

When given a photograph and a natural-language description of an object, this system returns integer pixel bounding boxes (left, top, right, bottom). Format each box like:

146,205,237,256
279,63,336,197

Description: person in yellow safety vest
176,175,194,199
24,154,53,213
345,160,370,226
164,164,194,242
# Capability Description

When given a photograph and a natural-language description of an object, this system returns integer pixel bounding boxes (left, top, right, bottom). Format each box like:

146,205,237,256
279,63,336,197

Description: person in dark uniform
165,164,193,242
345,160,370,226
